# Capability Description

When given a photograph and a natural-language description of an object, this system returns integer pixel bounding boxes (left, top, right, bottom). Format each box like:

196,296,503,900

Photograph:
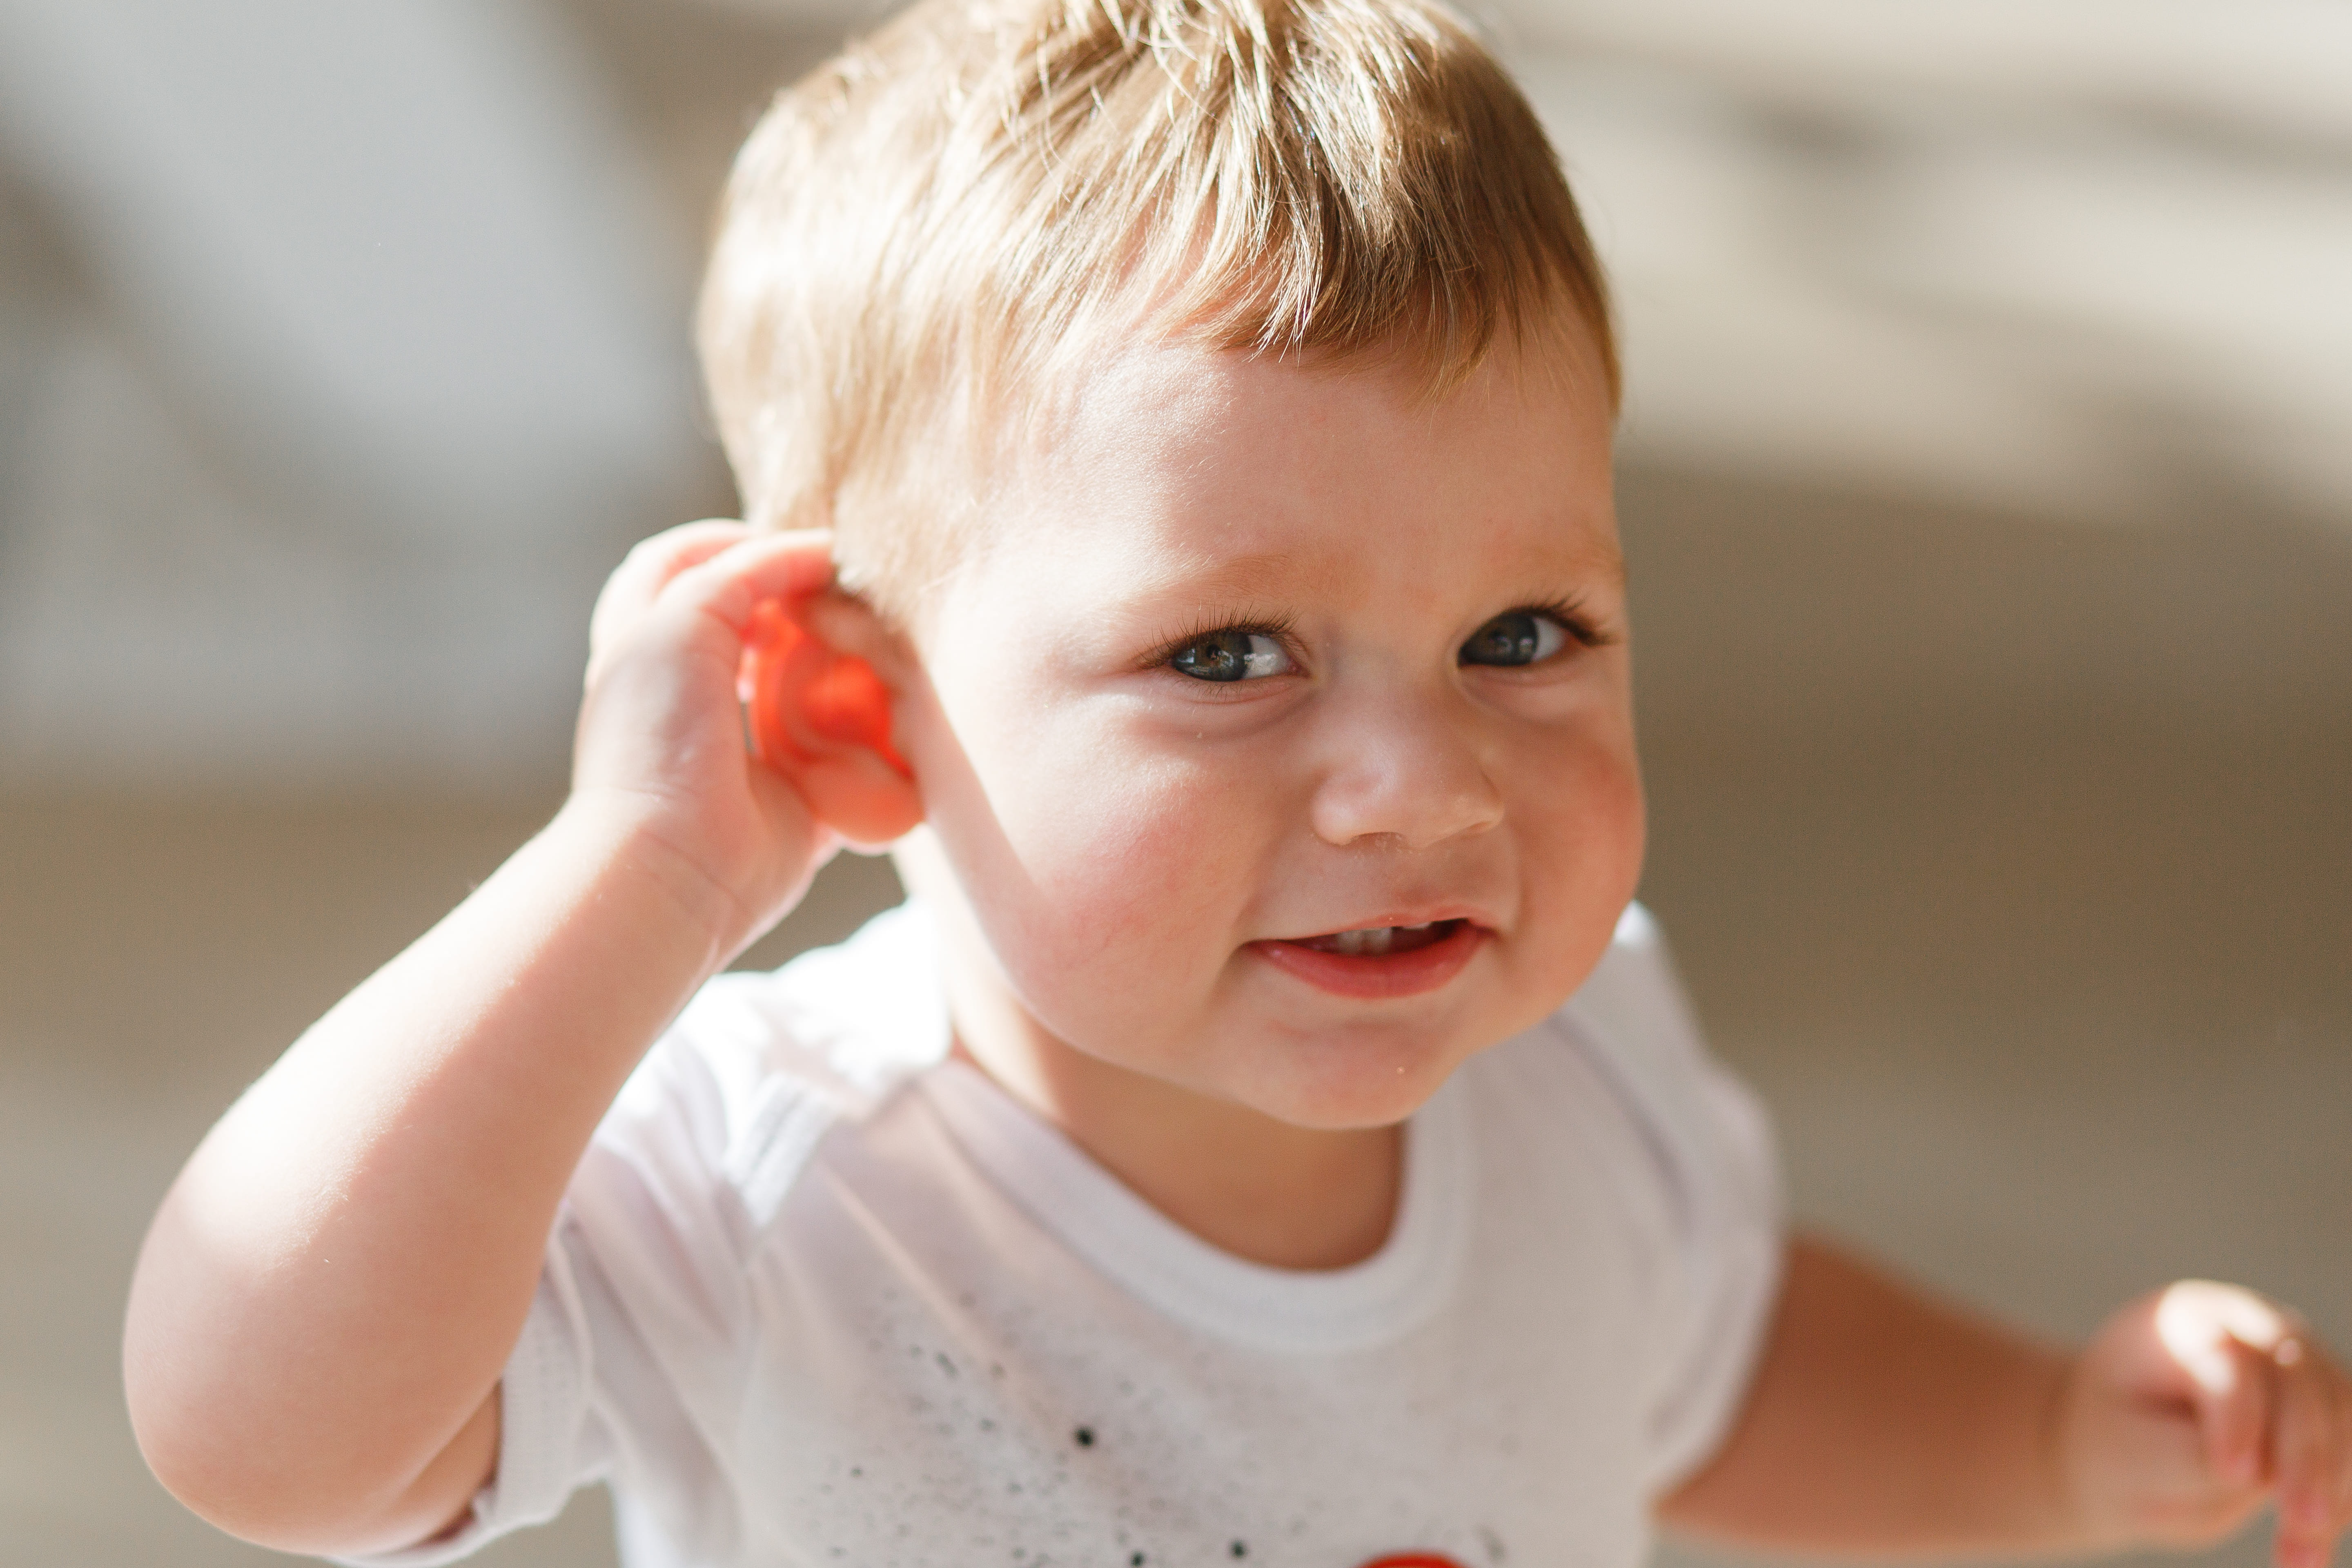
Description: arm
1663,1237,2352,1564
125,800,735,1556
122,524,920,1557
1660,1236,2077,1556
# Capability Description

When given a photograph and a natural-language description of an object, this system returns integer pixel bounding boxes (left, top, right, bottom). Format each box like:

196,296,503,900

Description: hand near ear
573,521,920,964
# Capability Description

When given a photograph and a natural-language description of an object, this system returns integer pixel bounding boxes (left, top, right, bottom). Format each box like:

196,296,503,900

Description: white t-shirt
356,901,1780,1568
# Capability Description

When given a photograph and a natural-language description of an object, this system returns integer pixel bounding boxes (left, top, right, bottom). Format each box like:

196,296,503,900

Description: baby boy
125,0,2352,1565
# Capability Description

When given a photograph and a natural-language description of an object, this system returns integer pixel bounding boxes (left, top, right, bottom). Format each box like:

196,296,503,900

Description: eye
1169,629,1295,683
1459,610,1570,668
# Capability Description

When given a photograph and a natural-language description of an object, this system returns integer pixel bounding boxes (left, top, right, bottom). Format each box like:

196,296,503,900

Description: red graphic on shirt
1356,1557,1470,1568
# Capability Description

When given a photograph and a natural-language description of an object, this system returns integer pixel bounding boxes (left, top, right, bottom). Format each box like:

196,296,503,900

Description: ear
740,595,924,847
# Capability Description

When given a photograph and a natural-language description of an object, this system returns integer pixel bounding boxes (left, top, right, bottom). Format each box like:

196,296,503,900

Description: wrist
540,792,751,980
2036,1348,2105,1551
2041,1343,2173,1557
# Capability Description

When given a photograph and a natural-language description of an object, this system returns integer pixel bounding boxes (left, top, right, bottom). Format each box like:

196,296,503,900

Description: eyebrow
1125,535,1627,607
1124,551,1332,604
1548,536,1628,590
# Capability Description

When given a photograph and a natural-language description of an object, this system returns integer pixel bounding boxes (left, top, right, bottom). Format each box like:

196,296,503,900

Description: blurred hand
570,522,919,961
2060,1281,2352,1568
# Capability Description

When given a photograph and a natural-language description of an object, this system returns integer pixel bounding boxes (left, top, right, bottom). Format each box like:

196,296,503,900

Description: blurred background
1,0,2345,1563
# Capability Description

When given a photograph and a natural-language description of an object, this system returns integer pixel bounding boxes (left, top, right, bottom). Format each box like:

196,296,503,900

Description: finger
589,519,751,663
657,529,840,634
2272,1343,2345,1568
2210,1335,2281,1490
2337,1380,2352,1525
2160,1282,2294,1381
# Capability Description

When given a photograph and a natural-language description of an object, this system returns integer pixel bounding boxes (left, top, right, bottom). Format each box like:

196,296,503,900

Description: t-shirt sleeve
1566,904,1786,1497
335,984,791,1567
331,1254,606,1568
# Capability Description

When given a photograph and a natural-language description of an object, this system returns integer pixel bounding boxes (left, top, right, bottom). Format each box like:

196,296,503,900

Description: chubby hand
570,521,921,960
2060,1281,2352,1568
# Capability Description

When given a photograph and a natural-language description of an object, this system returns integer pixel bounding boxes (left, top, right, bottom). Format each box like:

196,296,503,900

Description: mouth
1290,919,1466,957
1249,918,1485,1000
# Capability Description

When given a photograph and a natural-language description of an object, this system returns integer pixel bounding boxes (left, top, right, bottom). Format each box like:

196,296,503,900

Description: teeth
1327,922,1432,956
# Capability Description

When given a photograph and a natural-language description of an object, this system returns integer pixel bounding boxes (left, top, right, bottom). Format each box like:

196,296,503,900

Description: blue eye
1171,630,1295,682
1459,610,1570,667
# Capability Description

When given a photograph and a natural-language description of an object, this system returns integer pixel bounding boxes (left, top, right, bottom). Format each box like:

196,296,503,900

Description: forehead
973,330,1622,608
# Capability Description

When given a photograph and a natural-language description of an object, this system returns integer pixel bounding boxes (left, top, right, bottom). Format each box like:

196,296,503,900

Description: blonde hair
699,0,1617,620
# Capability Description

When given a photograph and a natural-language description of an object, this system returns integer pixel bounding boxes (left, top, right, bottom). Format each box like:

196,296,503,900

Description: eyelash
1136,611,1300,673
1140,598,1614,674
1513,596,1616,652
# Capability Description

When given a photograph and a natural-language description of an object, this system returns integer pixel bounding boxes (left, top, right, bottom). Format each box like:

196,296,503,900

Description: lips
1249,918,1485,999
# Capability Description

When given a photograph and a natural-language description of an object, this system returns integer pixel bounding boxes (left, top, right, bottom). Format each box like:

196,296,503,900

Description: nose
1307,685,1505,851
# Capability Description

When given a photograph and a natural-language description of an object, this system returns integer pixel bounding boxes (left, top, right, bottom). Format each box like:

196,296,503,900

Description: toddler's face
891,327,1641,1131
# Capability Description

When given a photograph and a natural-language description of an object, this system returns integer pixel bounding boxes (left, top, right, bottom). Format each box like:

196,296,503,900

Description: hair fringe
700,0,1617,621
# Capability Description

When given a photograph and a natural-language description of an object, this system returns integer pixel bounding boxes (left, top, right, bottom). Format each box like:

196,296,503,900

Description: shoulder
1473,904,1786,1493
1560,905,1758,1154
657,900,948,1111
1473,903,1777,1238
595,901,951,1228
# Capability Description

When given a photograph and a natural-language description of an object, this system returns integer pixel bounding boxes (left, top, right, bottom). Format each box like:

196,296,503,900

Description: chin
1236,1020,1483,1130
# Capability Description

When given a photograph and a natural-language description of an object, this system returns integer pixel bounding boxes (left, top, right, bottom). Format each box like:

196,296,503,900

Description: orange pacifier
740,599,911,779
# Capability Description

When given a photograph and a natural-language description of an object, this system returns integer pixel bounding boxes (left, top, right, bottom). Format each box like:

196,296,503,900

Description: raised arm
1663,1236,2352,1566
122,525,919,1557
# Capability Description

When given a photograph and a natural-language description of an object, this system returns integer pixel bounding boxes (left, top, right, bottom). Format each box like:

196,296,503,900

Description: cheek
918,689,1269,1027
1511,722,1647,981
